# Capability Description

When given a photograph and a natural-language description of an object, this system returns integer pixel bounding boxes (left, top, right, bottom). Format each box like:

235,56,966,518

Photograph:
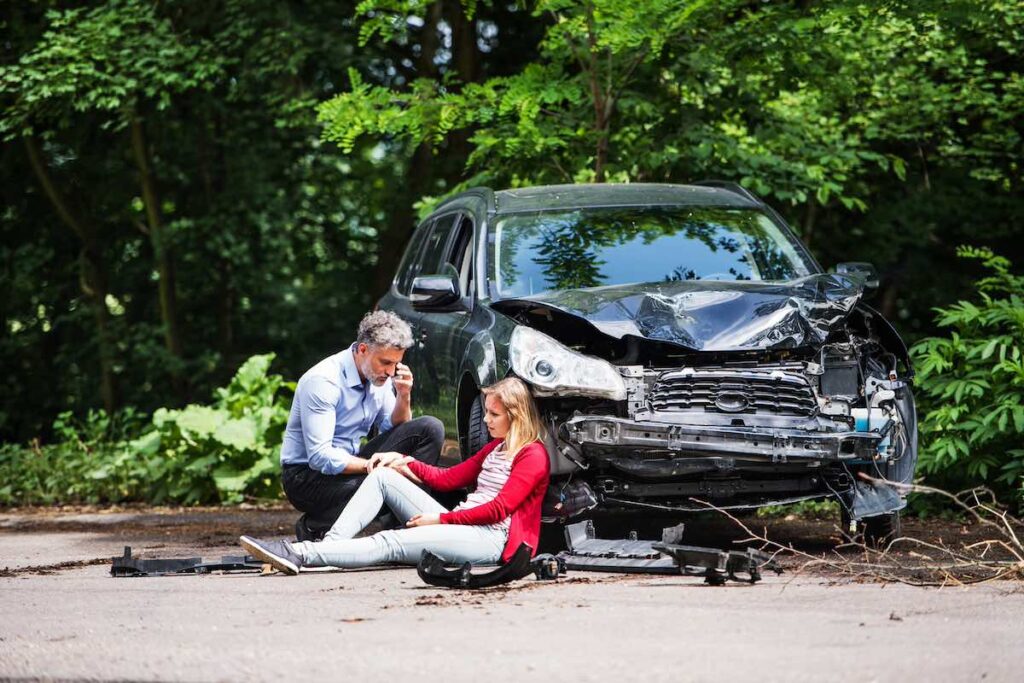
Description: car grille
651,369,817,417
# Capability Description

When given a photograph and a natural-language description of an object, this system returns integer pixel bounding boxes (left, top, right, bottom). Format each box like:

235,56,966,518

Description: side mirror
835,261,880,290
412,266,461,310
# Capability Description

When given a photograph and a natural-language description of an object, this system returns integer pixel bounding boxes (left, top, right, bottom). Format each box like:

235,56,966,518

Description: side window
447,215,474,297
418,213,461,276
395,221,431,296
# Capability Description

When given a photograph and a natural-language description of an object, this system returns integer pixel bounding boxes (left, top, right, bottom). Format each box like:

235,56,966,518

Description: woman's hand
406,513,440,527
366,451,406,473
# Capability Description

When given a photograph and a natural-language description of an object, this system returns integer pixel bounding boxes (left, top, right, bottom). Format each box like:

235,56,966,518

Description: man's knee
414,415,444,445
400,414,441,436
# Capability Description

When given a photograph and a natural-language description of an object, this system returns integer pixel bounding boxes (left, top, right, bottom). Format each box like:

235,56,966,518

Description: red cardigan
407,438,550,563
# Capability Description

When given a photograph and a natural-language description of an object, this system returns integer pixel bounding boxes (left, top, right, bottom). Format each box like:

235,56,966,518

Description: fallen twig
689,479,1024,587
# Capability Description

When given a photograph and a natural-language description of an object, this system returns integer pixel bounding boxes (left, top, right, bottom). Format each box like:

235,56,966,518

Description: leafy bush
911,247,1024,501
0,354,292,506
0,409,147,504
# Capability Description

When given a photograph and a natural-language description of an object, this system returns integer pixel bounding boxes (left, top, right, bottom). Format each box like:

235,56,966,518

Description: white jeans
292,468,506,568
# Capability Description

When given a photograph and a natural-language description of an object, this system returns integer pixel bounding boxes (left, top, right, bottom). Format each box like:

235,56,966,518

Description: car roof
487,183,761,214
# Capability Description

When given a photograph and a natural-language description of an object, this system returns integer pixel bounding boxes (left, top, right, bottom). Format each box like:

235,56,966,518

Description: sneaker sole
239,536,300,575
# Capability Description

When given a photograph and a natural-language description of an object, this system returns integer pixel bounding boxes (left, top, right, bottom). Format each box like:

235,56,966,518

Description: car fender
856,301,915,379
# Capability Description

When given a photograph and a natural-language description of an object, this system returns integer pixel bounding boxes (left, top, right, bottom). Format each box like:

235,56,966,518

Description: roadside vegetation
1,1,1021,508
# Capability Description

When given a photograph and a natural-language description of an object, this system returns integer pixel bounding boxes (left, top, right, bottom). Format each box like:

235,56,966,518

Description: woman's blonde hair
481,377,546,457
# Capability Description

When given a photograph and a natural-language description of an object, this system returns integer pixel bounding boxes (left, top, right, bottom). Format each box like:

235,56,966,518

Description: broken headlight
510,326,627,400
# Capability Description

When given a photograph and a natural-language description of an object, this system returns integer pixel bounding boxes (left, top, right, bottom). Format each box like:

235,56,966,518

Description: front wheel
465,393,490,459
841,509,902,548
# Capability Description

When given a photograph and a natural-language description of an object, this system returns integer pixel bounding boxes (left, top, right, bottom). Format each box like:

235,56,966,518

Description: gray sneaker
240,536,303,575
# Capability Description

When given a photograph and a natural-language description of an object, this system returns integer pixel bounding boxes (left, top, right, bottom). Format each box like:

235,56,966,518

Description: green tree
911,247,1024,501
1,0,225,396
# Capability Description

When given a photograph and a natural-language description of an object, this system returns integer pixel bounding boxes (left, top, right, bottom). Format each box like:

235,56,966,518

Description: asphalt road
1,507,1020,682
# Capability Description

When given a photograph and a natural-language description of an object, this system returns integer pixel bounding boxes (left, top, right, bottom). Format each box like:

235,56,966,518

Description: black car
379,183,917,544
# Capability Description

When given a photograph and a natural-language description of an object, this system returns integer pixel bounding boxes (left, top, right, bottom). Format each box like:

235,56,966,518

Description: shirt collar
340,343,366,389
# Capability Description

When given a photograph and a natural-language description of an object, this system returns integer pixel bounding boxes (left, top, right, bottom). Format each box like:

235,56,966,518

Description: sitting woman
240,377,550,574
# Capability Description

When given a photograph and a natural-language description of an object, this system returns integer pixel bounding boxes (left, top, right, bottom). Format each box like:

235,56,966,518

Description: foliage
0,1,390,441
0,354,292,505
321,0,1023,208
0,0,222,138
911,248,1024,499
0,0,1022,510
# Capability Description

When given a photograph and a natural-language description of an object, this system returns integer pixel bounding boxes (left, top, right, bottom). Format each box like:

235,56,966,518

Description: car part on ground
556,520,781,584
416,543,538,588
110,546,264,577
416,521,780,588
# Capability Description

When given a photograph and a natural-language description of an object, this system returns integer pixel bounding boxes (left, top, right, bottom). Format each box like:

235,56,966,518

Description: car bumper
562,415,889,464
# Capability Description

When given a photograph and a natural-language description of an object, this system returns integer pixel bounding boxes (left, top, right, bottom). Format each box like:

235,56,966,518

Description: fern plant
911,247,1024,501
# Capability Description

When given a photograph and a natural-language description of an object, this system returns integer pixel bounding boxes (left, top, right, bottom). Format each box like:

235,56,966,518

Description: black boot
294,514,323,542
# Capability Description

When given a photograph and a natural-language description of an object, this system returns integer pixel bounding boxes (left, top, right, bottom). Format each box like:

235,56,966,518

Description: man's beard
359,357,388,386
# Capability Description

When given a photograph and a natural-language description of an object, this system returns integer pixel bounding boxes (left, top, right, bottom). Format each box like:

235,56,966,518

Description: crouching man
280,311,443,541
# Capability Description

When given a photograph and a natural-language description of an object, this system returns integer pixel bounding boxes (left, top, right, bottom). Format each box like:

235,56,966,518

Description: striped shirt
452,442,513,532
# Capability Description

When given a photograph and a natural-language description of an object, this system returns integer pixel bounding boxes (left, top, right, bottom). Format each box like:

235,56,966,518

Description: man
280,310,443,541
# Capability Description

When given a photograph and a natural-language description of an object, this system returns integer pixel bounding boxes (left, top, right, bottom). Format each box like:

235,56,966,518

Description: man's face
354,343,405,386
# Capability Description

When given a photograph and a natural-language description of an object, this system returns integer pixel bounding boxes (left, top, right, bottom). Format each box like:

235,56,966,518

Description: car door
414,211,476,453
380,216,434,381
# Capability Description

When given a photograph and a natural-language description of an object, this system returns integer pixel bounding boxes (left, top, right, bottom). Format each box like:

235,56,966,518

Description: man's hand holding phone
393,362,414,399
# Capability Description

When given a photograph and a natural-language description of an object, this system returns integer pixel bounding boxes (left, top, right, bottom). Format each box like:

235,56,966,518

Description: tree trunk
370,1,443,298
446,1,481,165
802,199,818,249
129,116,187,396
24,135,119,413
196,111,235,360
585,3,608,182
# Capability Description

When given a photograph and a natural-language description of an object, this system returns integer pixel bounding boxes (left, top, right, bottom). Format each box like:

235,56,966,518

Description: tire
466,393,490,458
863,511,901,548
841,509,902,548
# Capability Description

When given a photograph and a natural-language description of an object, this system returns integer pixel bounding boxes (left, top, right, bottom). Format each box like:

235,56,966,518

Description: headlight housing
510,326,626,400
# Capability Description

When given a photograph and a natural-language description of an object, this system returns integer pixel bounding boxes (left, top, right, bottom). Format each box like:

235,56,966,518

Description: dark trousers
281,416,444,539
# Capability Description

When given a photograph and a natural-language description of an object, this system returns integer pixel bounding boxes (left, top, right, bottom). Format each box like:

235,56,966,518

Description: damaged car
379,183,918,545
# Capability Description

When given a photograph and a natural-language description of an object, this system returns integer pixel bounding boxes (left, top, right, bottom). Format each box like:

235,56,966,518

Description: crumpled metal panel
494,273,865,352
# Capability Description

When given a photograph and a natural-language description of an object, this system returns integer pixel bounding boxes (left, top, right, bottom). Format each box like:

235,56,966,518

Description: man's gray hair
356,310,414,350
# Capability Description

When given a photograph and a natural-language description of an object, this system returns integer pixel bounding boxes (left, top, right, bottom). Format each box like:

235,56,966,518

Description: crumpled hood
492,274,865,352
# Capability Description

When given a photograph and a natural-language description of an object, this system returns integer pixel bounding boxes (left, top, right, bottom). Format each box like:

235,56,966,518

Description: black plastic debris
652,544,781,585
556,520,781,584
416,543,538,589
110,546,264,577
531,553,566,581
416,544,569,589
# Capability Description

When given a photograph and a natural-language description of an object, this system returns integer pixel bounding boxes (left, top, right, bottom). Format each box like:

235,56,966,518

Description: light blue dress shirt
279,344,397,475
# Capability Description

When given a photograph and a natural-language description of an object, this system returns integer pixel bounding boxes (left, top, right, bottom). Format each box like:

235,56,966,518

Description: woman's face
483,393,511,440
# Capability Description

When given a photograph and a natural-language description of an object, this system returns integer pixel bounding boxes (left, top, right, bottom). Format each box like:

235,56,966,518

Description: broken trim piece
556,520,782,584
110,546,264,577
416,543,536,589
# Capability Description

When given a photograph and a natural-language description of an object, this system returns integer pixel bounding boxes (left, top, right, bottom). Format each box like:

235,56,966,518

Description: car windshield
489,206,814,298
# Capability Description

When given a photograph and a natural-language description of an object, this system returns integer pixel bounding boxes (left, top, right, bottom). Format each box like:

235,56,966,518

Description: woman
240,377,550,574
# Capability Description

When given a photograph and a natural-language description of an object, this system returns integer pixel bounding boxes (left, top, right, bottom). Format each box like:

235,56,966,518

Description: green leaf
172,405,227,439
212,417,260,451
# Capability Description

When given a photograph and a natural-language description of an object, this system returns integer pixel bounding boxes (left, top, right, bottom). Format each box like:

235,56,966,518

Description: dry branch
691,476,1024,587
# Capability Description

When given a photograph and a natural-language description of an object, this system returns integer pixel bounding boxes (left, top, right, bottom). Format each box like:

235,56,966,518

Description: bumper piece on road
557,520,781,584
110,546,264,577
